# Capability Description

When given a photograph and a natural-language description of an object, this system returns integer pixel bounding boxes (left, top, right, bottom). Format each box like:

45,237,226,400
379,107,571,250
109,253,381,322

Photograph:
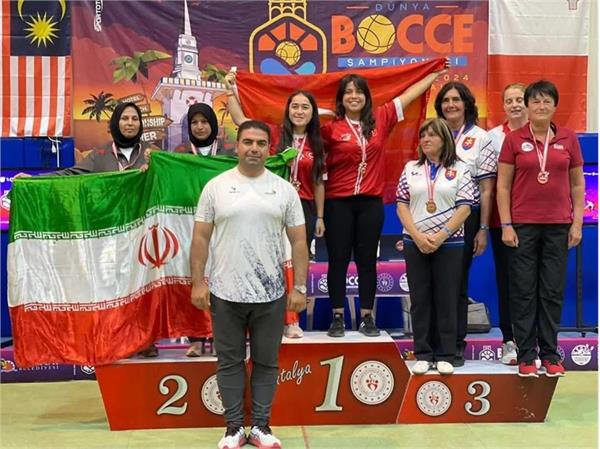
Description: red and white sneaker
217,425,246,449
542,360,566,377
518,361,539,378
248,425,282,449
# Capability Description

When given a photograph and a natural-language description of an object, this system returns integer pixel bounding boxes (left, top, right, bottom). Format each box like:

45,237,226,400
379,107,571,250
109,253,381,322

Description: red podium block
96,336,559,430
397,361,559,423
96,350,222,430
271,332,410,425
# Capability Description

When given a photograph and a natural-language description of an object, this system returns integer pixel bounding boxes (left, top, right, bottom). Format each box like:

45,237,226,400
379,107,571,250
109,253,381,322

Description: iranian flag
8,151,292,368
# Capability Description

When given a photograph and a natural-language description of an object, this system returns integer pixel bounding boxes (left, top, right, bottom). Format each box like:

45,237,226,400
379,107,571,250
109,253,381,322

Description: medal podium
96,332,558,430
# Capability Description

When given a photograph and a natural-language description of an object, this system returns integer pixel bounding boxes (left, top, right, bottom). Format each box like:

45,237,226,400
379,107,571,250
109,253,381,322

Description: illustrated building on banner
249,0,327,74
151,0,225,150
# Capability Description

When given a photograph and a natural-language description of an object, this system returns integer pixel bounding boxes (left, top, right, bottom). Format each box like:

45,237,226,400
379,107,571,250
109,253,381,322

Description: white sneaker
501,341,518,365
284,322,303,338
436,361,454,375
411,360,431,375
248,425,282,449
218,425,246,449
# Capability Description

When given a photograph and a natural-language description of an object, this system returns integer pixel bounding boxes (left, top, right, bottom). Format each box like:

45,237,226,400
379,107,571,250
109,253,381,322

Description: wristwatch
294,284,307,295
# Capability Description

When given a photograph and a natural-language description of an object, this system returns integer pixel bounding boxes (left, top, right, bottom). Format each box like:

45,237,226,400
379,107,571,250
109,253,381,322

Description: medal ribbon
529,124,551,176
345,116,368,195
424,160,441,207
112,143,141,172
453,123,466,146
291,134,307,186
191,141,218,156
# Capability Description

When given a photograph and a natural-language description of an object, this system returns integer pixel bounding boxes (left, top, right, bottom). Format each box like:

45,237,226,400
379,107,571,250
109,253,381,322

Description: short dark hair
434,82,479,126
237,120,270,143
524,80,559,107
416,118,459,169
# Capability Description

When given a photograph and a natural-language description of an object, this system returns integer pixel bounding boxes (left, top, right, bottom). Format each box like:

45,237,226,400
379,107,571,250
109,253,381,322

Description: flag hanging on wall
487,0,589,130
1,0,72,137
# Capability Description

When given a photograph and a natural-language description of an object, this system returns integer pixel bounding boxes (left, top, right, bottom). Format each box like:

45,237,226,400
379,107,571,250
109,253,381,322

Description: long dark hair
434,82,479,126
415,118,459,169
277,91,325,183
335,74,375,140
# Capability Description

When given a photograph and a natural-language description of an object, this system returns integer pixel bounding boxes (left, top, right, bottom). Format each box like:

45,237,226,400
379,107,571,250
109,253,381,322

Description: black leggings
324,195,384,310
301,198,316,251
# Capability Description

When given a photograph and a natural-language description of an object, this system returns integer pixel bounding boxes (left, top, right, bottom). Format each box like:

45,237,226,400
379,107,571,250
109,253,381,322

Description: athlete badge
462,137,476,150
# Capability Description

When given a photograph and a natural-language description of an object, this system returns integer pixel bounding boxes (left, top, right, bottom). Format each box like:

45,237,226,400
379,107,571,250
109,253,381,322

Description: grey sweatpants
210,294,286,427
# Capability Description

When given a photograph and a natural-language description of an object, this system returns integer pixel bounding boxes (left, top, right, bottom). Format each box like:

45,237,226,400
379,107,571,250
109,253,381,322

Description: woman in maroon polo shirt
497,80,585,378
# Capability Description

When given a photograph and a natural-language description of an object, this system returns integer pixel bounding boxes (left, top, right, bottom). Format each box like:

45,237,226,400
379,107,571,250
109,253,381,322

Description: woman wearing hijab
58,102,148,174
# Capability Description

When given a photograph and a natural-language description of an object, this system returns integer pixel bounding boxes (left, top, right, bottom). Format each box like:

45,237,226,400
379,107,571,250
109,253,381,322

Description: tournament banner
7,151,293,368
72,1,488,182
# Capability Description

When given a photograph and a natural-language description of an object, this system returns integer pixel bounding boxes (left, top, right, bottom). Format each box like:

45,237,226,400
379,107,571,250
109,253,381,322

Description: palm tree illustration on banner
82,91,116,121
202,63,227,83
111,49,171,103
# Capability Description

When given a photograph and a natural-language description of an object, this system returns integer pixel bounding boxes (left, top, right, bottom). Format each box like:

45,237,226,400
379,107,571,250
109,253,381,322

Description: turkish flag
235,58,446,203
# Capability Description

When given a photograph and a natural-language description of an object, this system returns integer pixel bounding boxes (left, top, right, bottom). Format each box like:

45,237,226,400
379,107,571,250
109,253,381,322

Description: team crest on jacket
445,168,457,180
341,133,352,142
462,137,476,150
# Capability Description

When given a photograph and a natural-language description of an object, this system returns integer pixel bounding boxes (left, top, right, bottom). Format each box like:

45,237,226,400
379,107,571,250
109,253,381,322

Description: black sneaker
453,351,465,367
359,314,381,337
327,313,345,337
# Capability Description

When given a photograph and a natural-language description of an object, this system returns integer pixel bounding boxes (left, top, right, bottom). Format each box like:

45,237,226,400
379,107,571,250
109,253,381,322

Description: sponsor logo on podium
350,361,394,405
399,273,409,292
479,345,495,361
201,374,224,415
317,274,328,293
80,365,95,375
571,344,594,366
416,381,452,417
376,273,394,293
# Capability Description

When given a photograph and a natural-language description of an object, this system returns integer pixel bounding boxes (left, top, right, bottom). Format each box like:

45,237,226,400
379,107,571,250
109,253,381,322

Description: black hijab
187,103,218,148
110,102,143,148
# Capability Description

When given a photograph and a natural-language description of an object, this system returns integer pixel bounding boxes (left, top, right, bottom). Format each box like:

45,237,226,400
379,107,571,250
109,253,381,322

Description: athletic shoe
248,425,282,449
452,351,465,367
217,425,246,449
436,361,454,375
358,314,381,337
283,322,304,338
501,341,518,365
186,340,204,357
327,313,345,337
542,360,566,377
137,343,158,358
411,360,431,375
518,361,539,378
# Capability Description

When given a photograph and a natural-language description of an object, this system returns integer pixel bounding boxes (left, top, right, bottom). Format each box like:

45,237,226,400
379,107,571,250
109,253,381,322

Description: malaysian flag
1,0,71,137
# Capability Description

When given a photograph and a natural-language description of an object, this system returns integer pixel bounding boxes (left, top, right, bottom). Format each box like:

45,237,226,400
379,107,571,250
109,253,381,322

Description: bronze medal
291,180,301,191
426,201,437,213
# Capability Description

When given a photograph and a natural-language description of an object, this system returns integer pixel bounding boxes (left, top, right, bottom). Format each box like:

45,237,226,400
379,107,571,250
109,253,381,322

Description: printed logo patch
462,137,476,150
445,169,457,180
521,142,534,152
554,144,564,150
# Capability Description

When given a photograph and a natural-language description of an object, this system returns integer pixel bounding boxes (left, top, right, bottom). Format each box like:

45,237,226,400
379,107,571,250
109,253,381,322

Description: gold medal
426,201,437,213
537,171,549,184
292,180,301,191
